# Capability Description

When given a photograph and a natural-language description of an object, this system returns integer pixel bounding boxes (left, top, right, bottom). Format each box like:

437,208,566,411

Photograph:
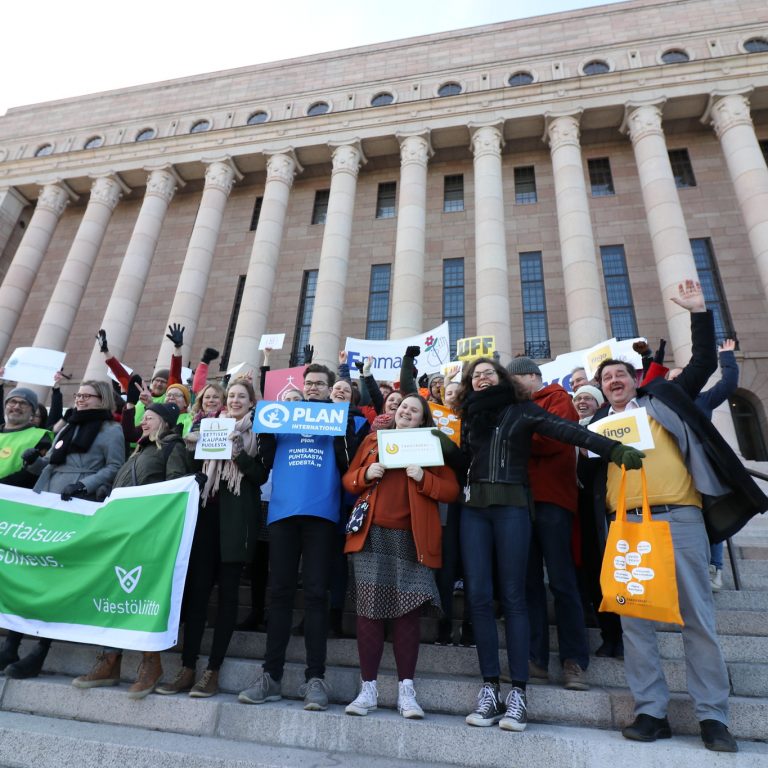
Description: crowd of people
0,278,763,754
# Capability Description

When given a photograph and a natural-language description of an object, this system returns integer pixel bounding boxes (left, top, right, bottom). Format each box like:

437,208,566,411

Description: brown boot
189,668,219,698
72,651,122,688
155,665,196,695
127,652,163,700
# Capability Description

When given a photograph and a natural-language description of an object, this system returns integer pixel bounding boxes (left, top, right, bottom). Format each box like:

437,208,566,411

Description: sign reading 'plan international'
253,401,349,436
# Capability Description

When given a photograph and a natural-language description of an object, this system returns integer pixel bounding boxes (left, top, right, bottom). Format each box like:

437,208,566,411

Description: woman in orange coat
342,394,459,720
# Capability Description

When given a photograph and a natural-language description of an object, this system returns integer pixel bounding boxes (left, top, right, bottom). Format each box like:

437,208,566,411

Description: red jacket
529,383,579,513
342,432,460,568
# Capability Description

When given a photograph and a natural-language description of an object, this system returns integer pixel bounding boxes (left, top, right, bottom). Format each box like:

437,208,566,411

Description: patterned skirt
350,524,441,620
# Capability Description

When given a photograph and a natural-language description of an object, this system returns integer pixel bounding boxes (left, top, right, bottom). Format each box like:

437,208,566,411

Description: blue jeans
461,504,531,682
710,541,723,569
527,502,589,669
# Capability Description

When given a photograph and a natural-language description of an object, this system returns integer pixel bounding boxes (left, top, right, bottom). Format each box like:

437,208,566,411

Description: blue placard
253,401,349,436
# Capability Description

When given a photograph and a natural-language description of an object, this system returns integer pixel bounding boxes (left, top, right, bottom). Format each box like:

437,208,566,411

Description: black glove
21,448,39,466
654,339,667,365
96,329,109,354
418,373,429,389
166,323,185,348
61,481,87,501
405,346,420,359
609,445,645,470
354,361,364,373
126,374,143,405
201,347,219,365
95,485,111,502
194,472,208,493
303,344,314,364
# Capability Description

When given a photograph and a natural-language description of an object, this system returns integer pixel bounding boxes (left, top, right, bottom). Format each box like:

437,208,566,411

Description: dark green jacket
113,433,192,488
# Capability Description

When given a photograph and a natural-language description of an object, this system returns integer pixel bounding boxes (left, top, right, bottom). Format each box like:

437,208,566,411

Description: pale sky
2,0,619,116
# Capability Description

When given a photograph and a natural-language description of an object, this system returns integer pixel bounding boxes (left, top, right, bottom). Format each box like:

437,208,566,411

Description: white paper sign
259,333,285,351
377,427,445,469
3,347,66,387
194,418,237,460
587,407,655,455
441,361,463,383
584,337,645,381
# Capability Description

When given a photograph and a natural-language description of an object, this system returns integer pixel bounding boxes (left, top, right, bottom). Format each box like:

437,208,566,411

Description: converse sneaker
709,564,723,591
300,676,330,711
499,686,527,732
397,679,424,719
345,680,378,716
238,670,282,704
465,682,504,726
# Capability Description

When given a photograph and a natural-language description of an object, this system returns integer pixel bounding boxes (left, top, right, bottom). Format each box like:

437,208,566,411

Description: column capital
329,141,366,177
543,112,583,150
204,158,241,194
396,131,433,167
0,186,30,207
265,149,302,185
468,122,504,158
620,100,666,143
701,91,754,139
89,175,124,211
36,182,72,216
143,166,184,203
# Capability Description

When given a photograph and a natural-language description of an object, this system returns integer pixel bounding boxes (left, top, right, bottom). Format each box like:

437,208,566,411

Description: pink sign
263,366,305,400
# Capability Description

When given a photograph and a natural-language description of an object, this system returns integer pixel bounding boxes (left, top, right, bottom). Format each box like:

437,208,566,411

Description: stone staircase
1,514,767,767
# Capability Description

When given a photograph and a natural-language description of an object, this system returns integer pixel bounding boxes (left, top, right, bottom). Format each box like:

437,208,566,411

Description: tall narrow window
220,275,246,370
514,166,537,204
249,196,263,231
690,238,734,343
290,270,319,366
760,139,768,166
443,258,465,357
375,182,397,219
366,264,392,339
600,245,638,339
668,149,697,188
311,190,330,225
443,175,464,212
588,157,615,196
519,252,550,358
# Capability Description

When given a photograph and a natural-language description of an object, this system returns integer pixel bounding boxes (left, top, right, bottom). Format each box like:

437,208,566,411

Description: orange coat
342,432,460,568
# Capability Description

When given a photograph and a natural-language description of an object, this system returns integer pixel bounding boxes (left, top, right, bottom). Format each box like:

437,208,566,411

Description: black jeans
263,515,336,682
436,501,467,624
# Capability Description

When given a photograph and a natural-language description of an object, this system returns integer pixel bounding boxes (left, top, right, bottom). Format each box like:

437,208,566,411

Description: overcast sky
1,0,620,116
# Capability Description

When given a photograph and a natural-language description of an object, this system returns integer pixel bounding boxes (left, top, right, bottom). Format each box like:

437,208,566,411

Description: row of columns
1,93,767,382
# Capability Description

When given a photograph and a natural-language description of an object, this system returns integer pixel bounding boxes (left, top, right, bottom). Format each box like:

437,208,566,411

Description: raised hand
166,323,185,348
670,280,705,313
96,329,109,354
339,350,348,365
303,344,314,364
719,339,736,353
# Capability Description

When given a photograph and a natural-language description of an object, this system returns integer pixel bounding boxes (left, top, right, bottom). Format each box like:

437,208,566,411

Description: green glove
610,444,645,470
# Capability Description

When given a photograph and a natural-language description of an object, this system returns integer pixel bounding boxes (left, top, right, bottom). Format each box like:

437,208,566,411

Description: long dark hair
457,357,519,418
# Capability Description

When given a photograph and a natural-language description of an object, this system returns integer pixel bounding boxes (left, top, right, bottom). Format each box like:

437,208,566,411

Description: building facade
0,0,767,458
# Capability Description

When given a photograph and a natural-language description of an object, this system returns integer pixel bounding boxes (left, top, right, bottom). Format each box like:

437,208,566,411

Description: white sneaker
499,687,527,732
398,679,424,719
709,564,723,591
345,680,378,716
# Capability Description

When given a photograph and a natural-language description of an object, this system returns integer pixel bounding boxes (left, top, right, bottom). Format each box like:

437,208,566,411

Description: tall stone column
228,151,299,373
545,113,608,349
0,187,28,258
309,143,365,367
704,92,768,307
622,102,698,364
389,132,432,338
33,176,124,354
0,182,72,361
84,167,180,378
470,123,512,362
155,159,241,368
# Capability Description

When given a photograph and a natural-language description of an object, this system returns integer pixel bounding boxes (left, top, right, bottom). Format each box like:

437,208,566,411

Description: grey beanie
5,387,38,410
506,357,541,376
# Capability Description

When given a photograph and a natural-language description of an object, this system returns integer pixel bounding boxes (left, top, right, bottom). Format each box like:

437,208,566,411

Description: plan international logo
115,565,142,594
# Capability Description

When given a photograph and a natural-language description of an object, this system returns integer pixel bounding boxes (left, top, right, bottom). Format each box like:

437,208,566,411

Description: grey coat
32,421,125,498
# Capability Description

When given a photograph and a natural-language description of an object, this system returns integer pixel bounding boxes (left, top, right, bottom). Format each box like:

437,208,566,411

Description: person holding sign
457,357,642,733
342,394,460,719
591,281,766,753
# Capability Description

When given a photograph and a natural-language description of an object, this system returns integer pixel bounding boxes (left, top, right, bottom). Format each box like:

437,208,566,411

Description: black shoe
4,646,49,679
0,642,20,671
458,621,475,648
595,638,624,659
236,613,262,632
700,719,738,753
621,714,672,742
434,621,452,645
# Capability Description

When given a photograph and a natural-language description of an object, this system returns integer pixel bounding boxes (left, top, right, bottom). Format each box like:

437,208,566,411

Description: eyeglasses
5,398,30,408
471,369,498,380
74,393,101,401
304,380,328,389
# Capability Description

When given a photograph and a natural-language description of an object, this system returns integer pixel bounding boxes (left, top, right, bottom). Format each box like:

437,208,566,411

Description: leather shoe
700,719,738,752
595,638,624,659
622,714,672,742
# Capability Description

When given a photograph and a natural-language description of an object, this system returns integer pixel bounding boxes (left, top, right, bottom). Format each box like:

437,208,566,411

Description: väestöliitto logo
115,565,142,594
385,443,399,455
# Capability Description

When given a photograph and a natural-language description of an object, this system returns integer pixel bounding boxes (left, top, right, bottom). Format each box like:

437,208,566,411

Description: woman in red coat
342,394,459,720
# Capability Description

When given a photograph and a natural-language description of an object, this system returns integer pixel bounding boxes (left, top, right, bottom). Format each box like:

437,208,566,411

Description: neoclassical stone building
0,0,767,458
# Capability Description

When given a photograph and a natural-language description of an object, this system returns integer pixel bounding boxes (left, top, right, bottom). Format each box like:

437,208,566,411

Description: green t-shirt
0,427,53,479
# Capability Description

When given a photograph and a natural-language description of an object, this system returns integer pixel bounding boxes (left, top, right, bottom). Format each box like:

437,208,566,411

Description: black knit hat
146,402,180,427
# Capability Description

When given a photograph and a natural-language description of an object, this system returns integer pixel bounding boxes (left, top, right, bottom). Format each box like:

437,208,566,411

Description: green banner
0,476,198,651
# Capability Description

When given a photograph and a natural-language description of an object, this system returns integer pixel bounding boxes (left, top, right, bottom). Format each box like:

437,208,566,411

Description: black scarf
463,384,518,435
48,409,114,465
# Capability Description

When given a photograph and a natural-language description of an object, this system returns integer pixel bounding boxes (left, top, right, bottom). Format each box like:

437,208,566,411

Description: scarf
201,412,258,505
48,409,114,465
462,384,518,436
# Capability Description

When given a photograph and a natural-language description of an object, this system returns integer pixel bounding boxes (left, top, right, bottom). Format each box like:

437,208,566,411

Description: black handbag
346,479,379,534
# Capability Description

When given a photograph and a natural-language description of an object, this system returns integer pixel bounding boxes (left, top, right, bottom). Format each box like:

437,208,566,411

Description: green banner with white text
0,476,198,651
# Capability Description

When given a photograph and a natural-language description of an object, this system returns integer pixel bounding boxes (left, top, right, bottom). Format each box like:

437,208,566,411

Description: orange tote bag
599,467,683,626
